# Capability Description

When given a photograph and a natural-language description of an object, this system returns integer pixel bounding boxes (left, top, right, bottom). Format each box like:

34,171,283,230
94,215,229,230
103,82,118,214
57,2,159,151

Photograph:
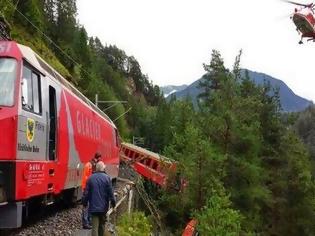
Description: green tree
198,49,228,108
16,0,45,33
195,193,243,236
160,120,227,232
294,105,315,160
280,132,315,235
198,51,269,232
0,0,16,22
56,0,76,44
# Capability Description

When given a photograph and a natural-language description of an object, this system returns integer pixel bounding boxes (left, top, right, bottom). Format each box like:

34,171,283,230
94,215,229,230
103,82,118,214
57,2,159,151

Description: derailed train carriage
0,40,120,228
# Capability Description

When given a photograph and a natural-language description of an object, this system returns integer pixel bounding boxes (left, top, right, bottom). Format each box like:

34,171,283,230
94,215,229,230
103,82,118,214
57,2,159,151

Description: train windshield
0,58,17,106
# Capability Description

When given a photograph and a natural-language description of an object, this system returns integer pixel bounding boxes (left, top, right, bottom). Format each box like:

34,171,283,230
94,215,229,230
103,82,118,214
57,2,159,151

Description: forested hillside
0,0,163,139
138,50,315,235
2,1,315,235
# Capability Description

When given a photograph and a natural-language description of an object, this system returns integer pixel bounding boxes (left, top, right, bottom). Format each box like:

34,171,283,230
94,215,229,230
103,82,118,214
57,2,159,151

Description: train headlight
0,185,6,203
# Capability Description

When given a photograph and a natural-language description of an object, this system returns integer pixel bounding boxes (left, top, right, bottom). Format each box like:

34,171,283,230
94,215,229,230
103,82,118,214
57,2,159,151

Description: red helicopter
284,0,315,43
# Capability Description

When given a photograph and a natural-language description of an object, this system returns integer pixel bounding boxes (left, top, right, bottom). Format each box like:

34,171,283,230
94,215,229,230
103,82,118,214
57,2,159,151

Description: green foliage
16,0,45,33
197,51,270,231
195,193,243,236
165,124,226,209
150,49,315,235
56,0,77,45
262,130,315,235
11,25,70,78
155,103,228,233
294,105,315,159
116,212,152,236
0,0,16,21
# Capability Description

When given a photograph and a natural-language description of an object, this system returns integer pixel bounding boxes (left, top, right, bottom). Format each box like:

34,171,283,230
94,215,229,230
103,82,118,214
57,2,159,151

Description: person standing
82,161,116,236
81,152,102,229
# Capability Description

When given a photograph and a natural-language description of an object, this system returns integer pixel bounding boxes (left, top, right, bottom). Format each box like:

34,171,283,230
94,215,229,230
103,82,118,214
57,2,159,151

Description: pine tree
197,50,271,232
16,0,45,33
195,192,243,236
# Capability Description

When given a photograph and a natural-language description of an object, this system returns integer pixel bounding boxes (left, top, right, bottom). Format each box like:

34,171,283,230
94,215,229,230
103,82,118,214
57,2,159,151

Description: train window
146,159,151,167
0,58,17,106
152,161,158,170
22,64,42,114
32,72,41,114
130,151,135,159
22,66,33,110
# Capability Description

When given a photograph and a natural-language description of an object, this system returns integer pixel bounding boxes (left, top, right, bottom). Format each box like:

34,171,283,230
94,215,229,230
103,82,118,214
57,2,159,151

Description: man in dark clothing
81,152,102,229
82,161,116,236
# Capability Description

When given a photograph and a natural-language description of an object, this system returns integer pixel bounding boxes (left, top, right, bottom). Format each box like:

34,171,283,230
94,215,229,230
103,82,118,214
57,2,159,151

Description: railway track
0,166,137,236
0,202,82,236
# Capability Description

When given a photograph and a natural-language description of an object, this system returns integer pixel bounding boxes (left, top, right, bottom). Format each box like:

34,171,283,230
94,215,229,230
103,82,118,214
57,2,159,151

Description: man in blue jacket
82,161,116,236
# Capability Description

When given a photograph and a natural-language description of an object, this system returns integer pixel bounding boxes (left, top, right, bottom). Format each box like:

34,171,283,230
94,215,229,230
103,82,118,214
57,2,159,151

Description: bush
116,211,152,236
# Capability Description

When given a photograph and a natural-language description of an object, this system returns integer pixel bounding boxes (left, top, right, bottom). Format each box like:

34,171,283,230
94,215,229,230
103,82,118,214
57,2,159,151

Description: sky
77,0,315,101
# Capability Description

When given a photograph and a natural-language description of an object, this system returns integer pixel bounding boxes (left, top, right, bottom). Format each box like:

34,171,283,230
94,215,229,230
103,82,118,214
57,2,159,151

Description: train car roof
122,142,175,164
17,42,117,129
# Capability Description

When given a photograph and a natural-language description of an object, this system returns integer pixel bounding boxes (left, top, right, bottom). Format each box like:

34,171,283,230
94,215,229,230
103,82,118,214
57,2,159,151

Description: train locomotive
0,40,120,228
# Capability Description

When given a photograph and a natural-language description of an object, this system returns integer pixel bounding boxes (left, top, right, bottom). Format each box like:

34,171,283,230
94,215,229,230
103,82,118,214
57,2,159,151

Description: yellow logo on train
26,118,35,142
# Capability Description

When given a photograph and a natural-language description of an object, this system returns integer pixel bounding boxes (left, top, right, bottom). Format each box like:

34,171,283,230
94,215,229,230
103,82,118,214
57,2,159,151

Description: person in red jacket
81,152,102,229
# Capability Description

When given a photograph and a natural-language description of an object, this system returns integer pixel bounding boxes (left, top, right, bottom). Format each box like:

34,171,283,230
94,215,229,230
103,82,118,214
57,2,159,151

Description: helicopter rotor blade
281,0,313,8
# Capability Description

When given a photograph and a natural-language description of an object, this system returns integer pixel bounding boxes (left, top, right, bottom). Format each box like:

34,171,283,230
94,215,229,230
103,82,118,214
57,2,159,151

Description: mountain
165,70,312,112
160,84,188,97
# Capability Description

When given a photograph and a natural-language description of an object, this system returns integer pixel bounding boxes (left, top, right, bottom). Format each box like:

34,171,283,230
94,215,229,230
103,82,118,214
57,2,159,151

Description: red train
0,40,120,228
182,219,198,236
120,142,178,188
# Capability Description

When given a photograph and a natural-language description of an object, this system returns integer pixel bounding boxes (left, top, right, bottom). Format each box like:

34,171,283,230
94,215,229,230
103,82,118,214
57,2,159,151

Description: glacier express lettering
76,111,101,140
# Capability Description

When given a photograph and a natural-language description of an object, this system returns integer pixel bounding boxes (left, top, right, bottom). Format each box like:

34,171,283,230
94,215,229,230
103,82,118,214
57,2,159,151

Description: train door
16,60,48,206
46,82,59,197
45,78,62,202
48,85,57,161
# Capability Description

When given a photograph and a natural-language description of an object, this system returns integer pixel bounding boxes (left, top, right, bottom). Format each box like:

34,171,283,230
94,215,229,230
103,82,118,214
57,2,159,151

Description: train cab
0,40,61,228
0,41,23,228
0,40,120,228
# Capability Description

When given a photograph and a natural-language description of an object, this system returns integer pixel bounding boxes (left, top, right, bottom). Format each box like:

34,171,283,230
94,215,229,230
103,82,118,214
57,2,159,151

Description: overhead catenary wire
113,107,132,122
